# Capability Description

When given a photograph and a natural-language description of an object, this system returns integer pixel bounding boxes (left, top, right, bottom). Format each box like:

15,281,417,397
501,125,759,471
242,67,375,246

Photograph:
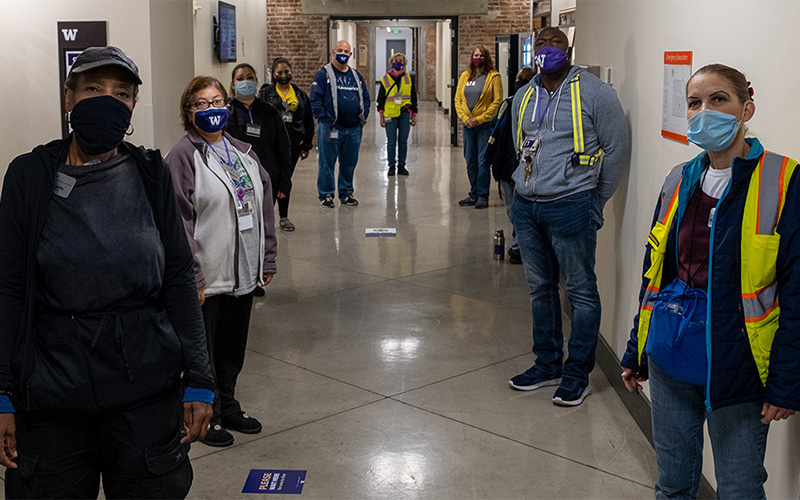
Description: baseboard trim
596,335,717,499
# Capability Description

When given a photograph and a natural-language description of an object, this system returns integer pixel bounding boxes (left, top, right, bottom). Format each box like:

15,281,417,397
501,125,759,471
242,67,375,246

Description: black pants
201,291,254,423
5,387,191,499
275,147,302,219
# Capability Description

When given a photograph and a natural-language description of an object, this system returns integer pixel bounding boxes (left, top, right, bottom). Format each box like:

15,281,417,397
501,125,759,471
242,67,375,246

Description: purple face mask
392,61,404,71
534,46,568,73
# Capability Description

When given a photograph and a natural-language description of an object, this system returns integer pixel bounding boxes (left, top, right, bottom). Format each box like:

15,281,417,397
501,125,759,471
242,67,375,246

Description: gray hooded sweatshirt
510,66,630,207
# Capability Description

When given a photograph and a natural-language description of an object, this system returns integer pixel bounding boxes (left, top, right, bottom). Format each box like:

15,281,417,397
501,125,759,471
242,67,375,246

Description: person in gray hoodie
507,28,631,406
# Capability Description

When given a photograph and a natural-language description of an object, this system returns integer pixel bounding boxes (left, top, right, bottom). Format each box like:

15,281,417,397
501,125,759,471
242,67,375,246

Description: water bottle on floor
493,230,505,261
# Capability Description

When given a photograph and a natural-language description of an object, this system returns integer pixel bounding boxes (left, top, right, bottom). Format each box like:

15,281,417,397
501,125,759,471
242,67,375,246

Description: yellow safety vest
382,73,412,119
515,74,603,167
637,152,797,385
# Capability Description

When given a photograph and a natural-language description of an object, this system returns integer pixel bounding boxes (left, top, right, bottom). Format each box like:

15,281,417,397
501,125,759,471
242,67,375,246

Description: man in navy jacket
310,40,370,208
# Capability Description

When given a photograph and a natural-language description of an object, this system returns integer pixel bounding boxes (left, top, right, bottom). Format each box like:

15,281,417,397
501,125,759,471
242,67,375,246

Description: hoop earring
125,124,135,136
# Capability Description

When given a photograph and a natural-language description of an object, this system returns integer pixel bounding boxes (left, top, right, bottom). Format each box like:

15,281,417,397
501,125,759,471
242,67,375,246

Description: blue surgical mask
534,46,568,73
194,107,228,133
687,109,742,152
335,53,350,65
235,80,258,99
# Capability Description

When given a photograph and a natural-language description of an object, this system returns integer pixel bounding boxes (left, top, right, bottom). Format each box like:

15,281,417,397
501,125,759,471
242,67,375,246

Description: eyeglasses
192,98,226,111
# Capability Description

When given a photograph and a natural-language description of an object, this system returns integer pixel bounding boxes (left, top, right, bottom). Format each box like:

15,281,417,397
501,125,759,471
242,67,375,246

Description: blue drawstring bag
645,278,708,385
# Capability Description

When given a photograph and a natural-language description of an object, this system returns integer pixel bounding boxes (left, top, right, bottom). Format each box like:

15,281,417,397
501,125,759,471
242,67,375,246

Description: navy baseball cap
68,46,142,85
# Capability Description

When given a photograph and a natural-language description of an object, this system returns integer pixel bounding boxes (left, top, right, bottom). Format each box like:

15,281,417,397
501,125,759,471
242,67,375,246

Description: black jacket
227,97,293,195
259,83,315,152
485,96,516,183
0,138,214,411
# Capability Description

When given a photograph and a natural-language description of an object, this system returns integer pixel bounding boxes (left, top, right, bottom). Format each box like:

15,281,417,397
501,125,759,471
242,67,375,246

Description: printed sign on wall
58,21,108,137
661,51,692,144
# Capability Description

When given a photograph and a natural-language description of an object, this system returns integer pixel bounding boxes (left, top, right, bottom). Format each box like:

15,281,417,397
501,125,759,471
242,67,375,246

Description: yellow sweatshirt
454,69,504,125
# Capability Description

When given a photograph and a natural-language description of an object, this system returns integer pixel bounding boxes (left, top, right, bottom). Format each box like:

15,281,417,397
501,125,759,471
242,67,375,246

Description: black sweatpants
5,387,191,499
201,291,255,423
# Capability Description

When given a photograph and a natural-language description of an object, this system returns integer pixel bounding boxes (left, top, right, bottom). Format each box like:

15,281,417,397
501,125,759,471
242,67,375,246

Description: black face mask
275,74,292,85
69,95,132,155
514,78,532,93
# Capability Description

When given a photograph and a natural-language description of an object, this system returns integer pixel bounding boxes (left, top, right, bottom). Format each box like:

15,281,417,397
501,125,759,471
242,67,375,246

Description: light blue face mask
235,79,258,99
687,109,742,152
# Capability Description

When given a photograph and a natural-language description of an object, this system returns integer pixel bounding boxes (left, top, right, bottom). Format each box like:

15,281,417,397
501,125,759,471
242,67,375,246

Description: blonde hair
389,53,407,65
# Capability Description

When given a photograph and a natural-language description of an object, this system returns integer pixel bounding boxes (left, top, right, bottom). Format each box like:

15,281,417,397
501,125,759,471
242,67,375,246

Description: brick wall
356,24,370,83
458,0,530,86
266,0,329,92
425,26,436,101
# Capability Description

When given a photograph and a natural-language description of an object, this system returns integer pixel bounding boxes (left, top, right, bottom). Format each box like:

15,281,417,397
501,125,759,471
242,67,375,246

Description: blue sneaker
552,381,592,406
509,366,561,391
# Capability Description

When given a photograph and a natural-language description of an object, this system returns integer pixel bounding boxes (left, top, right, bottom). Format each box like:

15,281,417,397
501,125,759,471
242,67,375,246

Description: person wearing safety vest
378,53,418,177
621,64,800,499
507,28,630,406
454,46,504,210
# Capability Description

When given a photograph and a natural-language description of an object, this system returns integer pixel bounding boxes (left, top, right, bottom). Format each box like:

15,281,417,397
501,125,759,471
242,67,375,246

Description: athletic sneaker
552,381,593,406
341,195,359,206
320,195,335,208
458,196,477,207
279,218,295,231
509,366,561,391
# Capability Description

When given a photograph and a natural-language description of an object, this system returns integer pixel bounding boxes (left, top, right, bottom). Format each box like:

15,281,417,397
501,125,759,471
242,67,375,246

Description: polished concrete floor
185,102,658,499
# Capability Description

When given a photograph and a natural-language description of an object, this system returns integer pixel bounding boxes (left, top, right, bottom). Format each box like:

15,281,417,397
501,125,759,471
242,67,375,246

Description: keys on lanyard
521,137,540,186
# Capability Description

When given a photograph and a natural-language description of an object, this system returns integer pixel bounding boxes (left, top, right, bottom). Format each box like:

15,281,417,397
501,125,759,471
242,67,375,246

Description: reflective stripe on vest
636,165,683,364
515,74,603,167
382,73,412,118
740,152,797,384
636,153,798,385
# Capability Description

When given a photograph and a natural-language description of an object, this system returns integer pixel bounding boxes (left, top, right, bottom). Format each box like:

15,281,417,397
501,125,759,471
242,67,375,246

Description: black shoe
340,195,359,206
475,197,489,209
397,165,409,175
508,248,522,264
388,166,396,176
221,411,263,434
202,424,235,447
320,194,335,208
252,286,265,297
458,196,477,207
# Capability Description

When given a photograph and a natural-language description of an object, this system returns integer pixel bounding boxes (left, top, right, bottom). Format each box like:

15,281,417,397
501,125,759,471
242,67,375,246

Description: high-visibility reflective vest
637,152,798,386
381,73,412,118
515,74,603,167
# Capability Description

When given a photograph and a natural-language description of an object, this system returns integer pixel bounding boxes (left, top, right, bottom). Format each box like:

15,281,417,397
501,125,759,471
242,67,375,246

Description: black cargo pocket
14,449,38,479
145,432,190,476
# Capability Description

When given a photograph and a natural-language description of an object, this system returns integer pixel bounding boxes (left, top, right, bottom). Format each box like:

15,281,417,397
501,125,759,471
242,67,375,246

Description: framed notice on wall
661,51,692,144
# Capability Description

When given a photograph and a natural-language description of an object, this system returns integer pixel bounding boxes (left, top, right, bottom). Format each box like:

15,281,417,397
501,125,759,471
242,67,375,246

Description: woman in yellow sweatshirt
454,46,504,209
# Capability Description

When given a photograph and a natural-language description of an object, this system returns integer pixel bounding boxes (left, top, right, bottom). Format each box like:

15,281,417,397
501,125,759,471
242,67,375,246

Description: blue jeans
499,180,519,252
511,189,602,385
317,121,363,199
649,360,769,500
462,122,492,199
385,112,411,167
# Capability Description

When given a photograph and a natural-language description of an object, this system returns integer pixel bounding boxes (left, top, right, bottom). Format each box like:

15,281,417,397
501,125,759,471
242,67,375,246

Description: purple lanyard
535,80,566,129
247,106,254,124
203,138,245,200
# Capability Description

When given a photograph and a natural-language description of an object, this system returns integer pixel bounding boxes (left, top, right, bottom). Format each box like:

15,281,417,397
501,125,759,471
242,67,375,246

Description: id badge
385,117,392,123
330,128,339,140
54,171,76,198
394,97,402,105
708,207,715,228
281,111,292,123
246,123,261,137
238,214,254,231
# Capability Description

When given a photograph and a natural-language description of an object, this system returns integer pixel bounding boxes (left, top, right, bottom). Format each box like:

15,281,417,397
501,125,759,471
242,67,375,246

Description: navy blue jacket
309,64,370,126
622,139,800,411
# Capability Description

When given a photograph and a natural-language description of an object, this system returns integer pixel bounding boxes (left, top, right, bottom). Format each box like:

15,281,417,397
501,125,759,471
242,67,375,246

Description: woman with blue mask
227,64,293,234
166,76,277,448
621,64,800,499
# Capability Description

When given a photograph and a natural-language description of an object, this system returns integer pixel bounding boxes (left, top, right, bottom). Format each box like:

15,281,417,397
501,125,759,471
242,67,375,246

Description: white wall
435,20,452,112
1,0,155,177
576,0,800,497
0,0,269,183
191,0,269,92
330,21,358,67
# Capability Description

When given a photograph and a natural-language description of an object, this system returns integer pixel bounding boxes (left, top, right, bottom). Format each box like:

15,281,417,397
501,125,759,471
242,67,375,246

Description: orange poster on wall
662,51,693,144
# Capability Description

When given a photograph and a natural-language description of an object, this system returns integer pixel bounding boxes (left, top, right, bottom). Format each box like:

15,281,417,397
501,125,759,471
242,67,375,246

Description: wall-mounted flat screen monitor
218,1,236,62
